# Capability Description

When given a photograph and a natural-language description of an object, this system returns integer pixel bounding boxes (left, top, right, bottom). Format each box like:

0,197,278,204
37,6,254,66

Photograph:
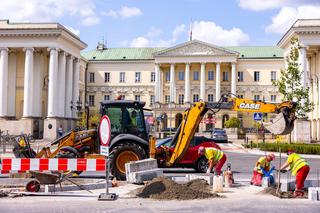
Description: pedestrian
279,149,310,198
250,153,275,186
198,146,226,175
57,125,63,138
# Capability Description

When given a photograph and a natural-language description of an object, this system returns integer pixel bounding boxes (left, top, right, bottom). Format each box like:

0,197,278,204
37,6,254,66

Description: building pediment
154,40,239,57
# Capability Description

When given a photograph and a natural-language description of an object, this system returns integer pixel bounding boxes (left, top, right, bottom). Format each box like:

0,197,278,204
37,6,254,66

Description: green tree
224,117,241,128
273,37,313,118
89,110,101,128
77,112,87,128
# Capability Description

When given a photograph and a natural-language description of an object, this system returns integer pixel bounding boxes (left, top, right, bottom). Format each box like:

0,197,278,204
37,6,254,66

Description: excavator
12,94,297,180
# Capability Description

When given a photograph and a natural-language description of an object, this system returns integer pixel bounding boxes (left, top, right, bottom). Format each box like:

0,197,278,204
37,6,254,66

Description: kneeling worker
250,154,275,186
198,146,226,175
279,149,309,197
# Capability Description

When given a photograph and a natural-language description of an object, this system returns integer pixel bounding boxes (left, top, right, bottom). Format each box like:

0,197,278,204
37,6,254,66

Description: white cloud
237,0,317,11
66,26,80,36
0,0,100,26
192,21,250,46
128,21,249,47
265,5,320,34
102,6,142,19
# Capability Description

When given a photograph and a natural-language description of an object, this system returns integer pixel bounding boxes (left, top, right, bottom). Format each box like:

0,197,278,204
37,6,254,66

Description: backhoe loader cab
99,100,149,180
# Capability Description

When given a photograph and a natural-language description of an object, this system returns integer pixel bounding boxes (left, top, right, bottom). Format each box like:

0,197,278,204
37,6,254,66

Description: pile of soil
261,187,308,199
136,176,221,200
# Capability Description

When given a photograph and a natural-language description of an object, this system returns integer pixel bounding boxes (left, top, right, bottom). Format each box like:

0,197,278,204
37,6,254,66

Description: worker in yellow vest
250,154,275,186
280,149,310,198
198,146,226,175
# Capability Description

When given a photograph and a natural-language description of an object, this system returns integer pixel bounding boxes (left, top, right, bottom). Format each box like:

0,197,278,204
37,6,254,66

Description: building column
318,51,320,121
47,47,59,118
33,51,43,117
185,63,191,103
317,120,320,141
170,63,176,103
0,48,9,117
231,62,237,96
312,53,317,120
7,50,17,118
155,63,160,103
58,51,66,117
23,48,34,117
65,55,74,118
299,47,307,88
200,63,206,101
72,58,80,118
215,62,221,101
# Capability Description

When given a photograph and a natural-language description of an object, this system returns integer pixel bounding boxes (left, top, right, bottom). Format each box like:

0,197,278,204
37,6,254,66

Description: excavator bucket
263,111,294,135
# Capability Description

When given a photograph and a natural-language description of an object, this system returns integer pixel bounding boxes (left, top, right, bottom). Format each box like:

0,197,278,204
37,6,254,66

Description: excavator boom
166,96,296,166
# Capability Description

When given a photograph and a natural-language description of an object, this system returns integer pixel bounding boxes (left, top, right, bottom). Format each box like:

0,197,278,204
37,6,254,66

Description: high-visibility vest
254,156,270,174
287,153,309,176
204,148,223,163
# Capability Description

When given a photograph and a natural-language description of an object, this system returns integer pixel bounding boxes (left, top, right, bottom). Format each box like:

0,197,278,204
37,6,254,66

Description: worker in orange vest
250,154,275,186
280,149,310,198
198,146,226,175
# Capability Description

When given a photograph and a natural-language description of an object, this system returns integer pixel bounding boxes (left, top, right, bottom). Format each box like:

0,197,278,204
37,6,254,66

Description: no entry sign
99,115,111,156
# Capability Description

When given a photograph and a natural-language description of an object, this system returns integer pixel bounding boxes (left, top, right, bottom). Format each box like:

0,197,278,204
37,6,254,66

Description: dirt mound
136,176,220,200
260,187,308,199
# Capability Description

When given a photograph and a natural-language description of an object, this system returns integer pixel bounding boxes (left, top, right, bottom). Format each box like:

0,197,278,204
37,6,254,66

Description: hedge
242,142,320,155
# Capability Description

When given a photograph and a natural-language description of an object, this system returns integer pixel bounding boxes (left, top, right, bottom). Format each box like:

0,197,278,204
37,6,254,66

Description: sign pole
98,115,116,201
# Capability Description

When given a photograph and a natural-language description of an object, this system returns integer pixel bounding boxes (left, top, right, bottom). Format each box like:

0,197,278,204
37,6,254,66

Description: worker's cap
287,149,295,155
267,153,275,161
198,146,205,154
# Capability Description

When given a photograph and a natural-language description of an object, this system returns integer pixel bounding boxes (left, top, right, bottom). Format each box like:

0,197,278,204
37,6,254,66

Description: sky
0,0,320,50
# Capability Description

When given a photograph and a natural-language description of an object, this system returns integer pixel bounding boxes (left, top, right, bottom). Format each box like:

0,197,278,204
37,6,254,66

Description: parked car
161,127,178,132
156,136,221,173
211,128,228,143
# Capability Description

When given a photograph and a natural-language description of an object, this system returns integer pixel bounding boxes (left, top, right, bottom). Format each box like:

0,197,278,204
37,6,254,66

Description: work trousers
214,154,227,175
250,170,263,186
295,165,310,191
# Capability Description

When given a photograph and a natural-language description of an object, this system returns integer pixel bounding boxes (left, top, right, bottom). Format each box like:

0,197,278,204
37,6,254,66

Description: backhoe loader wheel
110,142,147,180
55,151,82,176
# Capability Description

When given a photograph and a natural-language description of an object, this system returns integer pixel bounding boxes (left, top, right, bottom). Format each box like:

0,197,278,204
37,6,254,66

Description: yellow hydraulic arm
167,96,296,166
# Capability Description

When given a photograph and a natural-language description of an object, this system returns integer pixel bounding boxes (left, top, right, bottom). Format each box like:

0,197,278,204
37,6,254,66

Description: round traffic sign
99,115,111,146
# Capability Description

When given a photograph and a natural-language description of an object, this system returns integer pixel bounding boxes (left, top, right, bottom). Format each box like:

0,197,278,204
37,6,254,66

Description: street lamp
154,102,161,132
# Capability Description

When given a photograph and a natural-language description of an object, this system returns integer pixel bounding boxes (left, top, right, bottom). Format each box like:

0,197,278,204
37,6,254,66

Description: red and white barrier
0,158,106,173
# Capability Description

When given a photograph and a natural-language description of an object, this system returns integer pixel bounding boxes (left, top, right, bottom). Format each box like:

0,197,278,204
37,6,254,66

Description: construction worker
250,153,275,186
198,146,226,175
279,149,310,197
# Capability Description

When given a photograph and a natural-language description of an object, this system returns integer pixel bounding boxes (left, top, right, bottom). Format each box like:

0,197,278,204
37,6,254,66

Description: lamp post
154,102,160,132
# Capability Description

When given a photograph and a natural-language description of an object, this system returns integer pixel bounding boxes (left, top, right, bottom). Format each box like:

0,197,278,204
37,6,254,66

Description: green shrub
224,117,241,128
243,142,320,155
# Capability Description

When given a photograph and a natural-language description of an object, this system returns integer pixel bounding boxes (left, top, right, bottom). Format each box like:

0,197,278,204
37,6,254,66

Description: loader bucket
263,112,294,135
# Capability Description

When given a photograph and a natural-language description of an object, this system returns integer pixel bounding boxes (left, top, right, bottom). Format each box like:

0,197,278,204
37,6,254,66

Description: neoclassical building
0,20,86,139
1,19,320,141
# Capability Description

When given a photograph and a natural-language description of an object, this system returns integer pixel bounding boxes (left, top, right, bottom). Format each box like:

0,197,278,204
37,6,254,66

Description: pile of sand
136,176,220,200
261,187,308,199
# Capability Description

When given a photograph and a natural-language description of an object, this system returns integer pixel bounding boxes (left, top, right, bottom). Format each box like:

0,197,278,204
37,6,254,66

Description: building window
208,94,214,102
151,72,155,82
223,71,229,81
254,71,260,82
104,95,110,101
120,72,125,83
271,71,277,82
89,95,95,106
271,95,276,103
165,95,170,104
104,72,110,83
135,95,140,101
193,94,199,102
89,72,95,83
178,71,184,81
193,71,199,80
135,72,141,83
238,71,243,82
178,94,184,104
150,95,155,106
118,95,125,100
238,94,244,99
165,71,170,82
254,95,260,101
208,71,214,80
